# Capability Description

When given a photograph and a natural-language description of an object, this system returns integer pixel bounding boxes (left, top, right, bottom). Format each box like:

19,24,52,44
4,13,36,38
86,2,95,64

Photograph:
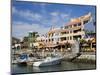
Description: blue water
11,61,96,74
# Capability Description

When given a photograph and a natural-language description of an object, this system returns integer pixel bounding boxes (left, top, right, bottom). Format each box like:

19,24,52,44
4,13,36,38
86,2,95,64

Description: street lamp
77,38,81,56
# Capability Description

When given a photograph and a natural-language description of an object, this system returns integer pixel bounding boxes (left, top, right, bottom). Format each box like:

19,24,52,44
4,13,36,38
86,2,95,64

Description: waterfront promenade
12,48,96,65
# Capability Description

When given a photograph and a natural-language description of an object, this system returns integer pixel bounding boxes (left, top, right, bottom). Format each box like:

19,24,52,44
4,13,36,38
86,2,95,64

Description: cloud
50,12,61,26
12,6,17,13
12,6,42,21
12,7,71,38
50,11,71,27
50,12,59,16
12,21,50,39
60,13,69,19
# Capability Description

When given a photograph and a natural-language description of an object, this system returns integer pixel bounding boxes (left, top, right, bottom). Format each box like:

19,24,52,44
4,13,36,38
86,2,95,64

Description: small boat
33,55,62,67
17,53,28,65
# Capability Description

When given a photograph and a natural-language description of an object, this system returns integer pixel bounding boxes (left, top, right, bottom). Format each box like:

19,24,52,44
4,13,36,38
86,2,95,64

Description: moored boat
33,55,62,67
17,53,28,65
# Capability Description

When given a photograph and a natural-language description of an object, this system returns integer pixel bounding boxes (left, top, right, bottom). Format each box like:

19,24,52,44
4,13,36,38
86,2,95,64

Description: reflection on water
12,61,96,74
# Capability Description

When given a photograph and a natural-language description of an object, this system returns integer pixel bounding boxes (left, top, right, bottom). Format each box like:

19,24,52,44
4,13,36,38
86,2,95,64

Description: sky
12,1,96,39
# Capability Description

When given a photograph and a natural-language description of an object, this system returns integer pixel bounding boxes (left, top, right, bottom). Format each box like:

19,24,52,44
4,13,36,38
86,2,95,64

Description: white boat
33,55,62,67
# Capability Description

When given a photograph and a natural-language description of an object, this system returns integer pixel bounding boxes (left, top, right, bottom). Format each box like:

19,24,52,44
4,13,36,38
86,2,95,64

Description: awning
45,44,58,48
81,43,89,46
33,43,39,46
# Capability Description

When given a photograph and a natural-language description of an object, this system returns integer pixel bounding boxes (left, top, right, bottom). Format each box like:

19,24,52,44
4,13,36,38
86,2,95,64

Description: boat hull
33,58,62,67
17,62,27,66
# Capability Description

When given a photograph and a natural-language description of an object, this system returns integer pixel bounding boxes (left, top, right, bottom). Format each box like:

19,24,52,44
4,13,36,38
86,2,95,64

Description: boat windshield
19,54,28,59
44,57,52,62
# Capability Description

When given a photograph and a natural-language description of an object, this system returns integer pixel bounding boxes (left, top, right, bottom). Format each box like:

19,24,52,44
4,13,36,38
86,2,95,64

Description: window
66,31,69,34
66,37,69,40
69,25,72,28
78,23,81,26
70,30,73,33
51,33,54,37
61,37,66,41
65,26,68,29
46,40,47,42
68,37,69,40
83,20,89,24
52,39,54,41
49,39,50,42
70,36,72,40
61,32,66,35
73,24,77,27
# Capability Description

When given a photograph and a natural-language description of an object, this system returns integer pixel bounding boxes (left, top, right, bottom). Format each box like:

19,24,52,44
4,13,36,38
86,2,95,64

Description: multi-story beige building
36,13,92,48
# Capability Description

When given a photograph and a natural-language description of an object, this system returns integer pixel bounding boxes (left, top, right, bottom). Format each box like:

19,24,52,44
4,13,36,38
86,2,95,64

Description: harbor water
11,60,96,74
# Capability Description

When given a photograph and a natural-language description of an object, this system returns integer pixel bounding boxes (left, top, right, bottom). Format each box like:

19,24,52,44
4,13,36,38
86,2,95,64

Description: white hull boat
33,56,62,67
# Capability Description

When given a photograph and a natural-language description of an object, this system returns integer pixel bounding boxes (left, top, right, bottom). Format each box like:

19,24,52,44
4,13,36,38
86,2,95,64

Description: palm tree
28,32,39,49
28,32,39,43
